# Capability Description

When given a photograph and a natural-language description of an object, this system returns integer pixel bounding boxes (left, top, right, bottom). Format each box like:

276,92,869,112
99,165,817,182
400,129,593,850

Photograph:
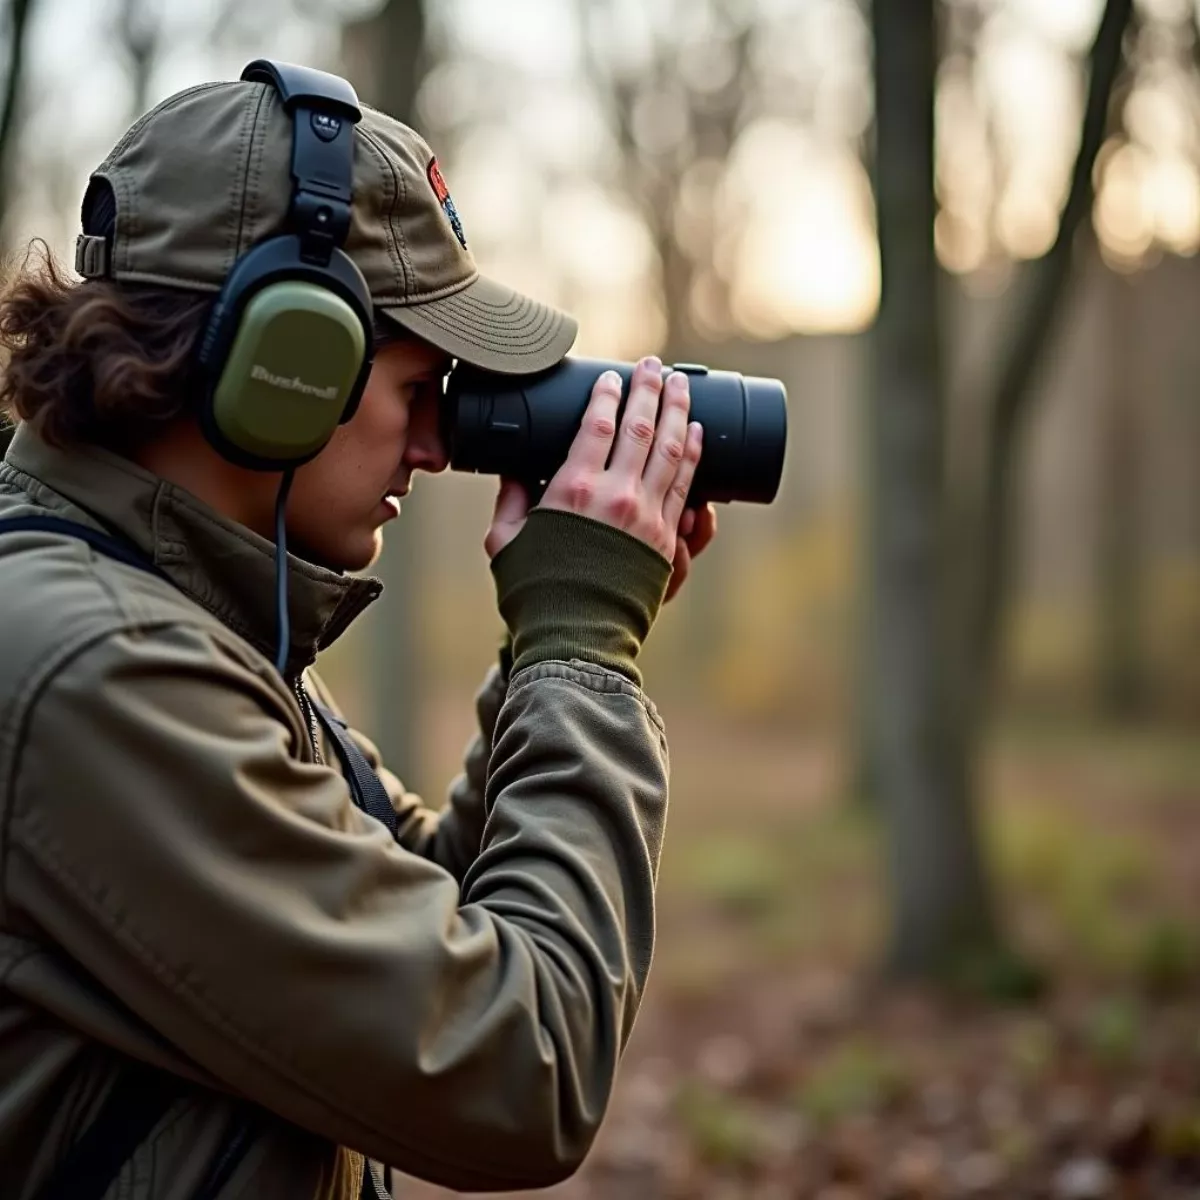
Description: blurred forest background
3,0,1200,1195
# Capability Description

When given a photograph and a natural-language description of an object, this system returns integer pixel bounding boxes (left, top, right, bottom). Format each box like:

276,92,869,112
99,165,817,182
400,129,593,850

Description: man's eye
411,380,442,404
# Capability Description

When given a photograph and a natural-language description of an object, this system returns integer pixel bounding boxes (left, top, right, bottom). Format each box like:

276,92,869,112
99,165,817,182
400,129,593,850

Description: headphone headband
241,60,362,267
240,60,361,118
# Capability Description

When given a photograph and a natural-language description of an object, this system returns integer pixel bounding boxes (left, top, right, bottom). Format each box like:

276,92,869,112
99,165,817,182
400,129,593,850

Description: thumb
492,477,531,525
485,478,531,560
664,539,691,603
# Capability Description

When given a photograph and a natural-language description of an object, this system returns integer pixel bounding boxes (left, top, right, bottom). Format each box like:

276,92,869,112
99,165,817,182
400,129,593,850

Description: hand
664,503,718,603
484,356,704,561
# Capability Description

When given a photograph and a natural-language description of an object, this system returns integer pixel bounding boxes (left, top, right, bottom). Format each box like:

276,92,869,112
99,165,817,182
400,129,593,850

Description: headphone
195,59,375,471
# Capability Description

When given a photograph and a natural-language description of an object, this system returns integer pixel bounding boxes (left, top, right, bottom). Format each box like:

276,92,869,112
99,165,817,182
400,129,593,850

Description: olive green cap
73,77,577,375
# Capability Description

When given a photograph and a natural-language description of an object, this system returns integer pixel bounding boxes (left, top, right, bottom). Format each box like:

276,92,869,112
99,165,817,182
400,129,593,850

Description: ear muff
197,236,374,469
196,60,373,471
211,280,365,465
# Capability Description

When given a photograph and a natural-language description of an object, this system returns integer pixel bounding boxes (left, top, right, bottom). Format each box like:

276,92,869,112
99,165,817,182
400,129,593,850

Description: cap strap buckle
74,234,109,278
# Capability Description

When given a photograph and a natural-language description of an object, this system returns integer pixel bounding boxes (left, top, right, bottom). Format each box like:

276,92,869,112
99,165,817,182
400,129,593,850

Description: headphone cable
274,469,296,676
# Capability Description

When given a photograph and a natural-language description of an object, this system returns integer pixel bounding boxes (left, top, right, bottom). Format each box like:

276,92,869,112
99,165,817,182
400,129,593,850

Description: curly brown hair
0,241,212,452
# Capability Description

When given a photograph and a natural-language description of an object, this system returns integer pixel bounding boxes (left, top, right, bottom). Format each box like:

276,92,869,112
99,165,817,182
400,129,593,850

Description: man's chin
360,531,385,573
288,530,382,575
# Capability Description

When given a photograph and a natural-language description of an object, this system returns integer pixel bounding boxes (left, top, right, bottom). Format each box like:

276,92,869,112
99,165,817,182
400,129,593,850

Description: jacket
0,424,672,1197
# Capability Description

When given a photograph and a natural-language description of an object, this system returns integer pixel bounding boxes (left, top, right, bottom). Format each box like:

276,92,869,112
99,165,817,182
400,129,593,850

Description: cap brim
379,274,577,375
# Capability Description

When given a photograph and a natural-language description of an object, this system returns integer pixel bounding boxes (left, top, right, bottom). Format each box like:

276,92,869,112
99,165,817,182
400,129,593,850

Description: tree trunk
341,0,430,790
0,0,37,459
1097,263,1145,718
869,0,997,975
117,0,156,120
971,0,1133,696
0,0,33,234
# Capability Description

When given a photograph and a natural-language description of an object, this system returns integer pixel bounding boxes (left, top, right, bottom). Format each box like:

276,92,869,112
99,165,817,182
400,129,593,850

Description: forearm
395,660,508,880
306,658,506,883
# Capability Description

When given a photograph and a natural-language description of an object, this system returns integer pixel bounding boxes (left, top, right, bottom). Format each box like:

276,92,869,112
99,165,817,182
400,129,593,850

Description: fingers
539,353,704,562
608,356,665,479
562,370,623,476
661,422,703,535
641,370,692,501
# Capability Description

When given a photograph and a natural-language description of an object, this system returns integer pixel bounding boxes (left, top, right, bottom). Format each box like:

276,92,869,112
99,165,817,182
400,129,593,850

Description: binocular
441,357,788,505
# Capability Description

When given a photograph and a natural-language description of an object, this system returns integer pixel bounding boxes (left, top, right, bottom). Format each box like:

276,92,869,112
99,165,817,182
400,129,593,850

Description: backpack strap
33,1066,181,1200
0,514,175,582
308,697,399,837
32,1066,268,1200
293,698,400,1198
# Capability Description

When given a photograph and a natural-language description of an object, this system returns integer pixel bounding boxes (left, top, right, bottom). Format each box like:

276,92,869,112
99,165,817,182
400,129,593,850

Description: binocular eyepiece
441,357,788,505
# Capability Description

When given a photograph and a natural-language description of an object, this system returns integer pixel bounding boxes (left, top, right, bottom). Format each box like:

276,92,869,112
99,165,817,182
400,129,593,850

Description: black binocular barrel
442,357,788,505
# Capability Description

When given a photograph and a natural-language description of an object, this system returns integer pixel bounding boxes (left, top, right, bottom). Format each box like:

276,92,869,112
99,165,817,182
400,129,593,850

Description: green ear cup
211,281,367,463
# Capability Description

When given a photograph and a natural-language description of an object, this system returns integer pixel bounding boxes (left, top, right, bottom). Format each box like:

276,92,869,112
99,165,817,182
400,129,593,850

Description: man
0,67,715,1198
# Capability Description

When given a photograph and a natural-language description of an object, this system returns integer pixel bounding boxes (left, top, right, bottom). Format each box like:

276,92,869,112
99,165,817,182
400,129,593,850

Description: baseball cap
72,77,577,375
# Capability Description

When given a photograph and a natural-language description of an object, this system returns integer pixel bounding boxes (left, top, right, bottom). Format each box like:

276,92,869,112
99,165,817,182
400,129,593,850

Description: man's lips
380,487,409,518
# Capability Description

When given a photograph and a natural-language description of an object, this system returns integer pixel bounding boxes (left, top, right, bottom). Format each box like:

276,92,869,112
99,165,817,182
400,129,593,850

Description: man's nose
406,403,450,475
408,439,449,475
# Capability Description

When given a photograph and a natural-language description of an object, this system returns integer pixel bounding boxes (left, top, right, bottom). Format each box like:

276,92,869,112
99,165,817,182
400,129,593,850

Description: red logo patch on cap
427,156,467,250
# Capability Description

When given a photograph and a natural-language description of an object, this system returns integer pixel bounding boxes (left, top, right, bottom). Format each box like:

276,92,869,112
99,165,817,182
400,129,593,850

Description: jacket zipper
292,683,388,1199
292,676,323,766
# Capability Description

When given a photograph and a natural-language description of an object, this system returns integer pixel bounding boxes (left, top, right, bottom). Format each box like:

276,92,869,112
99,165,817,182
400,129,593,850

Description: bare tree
577,2,758,362
866,0,1133,975
568,0,1000,971
965,0,1134,701
0,0,38,457
339,0,432,791
0,0,33,230
574,1,791,665
341,0,425,124
869,0,999,975
116,0,160,120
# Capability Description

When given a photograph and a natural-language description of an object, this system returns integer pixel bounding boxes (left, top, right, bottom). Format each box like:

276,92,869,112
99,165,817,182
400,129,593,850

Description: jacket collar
2,425,382,676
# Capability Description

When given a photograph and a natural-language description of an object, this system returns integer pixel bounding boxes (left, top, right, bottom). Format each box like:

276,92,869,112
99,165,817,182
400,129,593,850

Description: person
0,62,716,1200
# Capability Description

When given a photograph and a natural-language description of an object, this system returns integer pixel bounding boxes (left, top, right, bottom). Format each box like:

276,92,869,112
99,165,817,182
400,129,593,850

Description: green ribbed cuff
491,509,672,686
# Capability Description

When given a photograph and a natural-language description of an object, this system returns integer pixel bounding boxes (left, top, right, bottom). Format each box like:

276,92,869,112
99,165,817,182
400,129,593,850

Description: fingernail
641,355,662,374
668,371,688,393
599,370,622,391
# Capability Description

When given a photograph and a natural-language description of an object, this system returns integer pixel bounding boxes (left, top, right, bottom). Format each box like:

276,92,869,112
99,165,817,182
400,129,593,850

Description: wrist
490,509,671,686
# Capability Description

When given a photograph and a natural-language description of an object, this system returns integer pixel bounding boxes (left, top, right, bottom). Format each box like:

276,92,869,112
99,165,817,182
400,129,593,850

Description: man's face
285,336,452,572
